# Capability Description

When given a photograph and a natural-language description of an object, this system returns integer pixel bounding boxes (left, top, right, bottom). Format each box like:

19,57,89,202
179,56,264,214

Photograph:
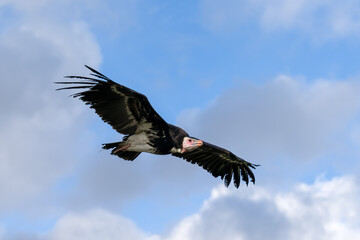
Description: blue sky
1,0,360,239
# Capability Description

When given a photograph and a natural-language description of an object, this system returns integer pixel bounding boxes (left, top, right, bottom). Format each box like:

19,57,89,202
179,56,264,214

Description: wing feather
56,66,168,136
224,167,233,187
173,141,259,188
233,164,240,188
239,165,249,186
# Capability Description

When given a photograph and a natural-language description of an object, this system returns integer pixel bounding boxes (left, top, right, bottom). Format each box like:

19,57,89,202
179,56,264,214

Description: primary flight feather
56,66,259,188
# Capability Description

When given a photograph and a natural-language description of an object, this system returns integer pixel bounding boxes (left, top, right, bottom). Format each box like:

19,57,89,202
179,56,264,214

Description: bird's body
57,66,259,188
103,124,184,158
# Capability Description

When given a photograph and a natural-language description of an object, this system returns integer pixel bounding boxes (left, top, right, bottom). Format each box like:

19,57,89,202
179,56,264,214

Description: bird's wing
56,65,168,135
172,141,259,188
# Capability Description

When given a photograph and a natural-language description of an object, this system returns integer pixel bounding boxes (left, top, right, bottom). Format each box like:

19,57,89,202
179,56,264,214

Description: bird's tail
102,142,141,161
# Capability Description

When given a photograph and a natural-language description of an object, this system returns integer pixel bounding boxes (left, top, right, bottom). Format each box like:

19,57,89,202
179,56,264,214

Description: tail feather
102,142,121,150
102,142,141,161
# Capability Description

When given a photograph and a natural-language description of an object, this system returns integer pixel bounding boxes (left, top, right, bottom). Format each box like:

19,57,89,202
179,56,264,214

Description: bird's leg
113,144,130,154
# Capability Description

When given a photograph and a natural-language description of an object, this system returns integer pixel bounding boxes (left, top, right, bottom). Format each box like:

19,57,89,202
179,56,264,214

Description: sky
1,0,360,239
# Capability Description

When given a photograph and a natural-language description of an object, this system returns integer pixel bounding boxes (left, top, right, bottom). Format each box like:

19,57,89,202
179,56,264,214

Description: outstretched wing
56,65,168,135
173,141,259,188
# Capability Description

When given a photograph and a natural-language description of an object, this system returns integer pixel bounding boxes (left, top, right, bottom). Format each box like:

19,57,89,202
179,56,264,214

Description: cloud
260,0,360,38
178,76,360,162
43,209,159,240
64,151,218,212
176,76,360,188
200,0,259,31
164,175,360,240
0,225,5,240
0,0,101,211
0,0,138,34
200,0,360,39
64,152,155,209
0,0,142,215
16,175,359,240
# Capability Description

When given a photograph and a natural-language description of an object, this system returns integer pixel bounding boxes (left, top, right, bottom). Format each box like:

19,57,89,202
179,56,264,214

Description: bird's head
181,137,203,153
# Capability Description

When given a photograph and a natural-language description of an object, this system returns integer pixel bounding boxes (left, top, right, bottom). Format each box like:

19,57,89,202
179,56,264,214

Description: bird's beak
194,139,203,146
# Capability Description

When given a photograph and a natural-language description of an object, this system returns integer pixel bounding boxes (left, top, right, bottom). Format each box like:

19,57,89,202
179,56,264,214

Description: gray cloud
179,76,360,161
176,76,360,189
0,0,101,211
65,151,218,211
0,0,141,217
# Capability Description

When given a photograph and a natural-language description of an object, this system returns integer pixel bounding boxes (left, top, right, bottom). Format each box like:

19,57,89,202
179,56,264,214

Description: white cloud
274,176,360,240
165,176,360,240
40,176,360,240
44,209,160,240
200,0,360,38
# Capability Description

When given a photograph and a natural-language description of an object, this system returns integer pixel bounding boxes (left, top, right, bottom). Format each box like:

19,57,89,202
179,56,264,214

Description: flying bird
56,66,259,188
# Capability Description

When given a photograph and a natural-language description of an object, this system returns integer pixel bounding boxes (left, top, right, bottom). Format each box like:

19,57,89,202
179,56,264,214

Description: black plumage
56,65,259,188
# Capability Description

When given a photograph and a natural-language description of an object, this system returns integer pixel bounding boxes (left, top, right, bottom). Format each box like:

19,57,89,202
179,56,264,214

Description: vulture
56,66,259,188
